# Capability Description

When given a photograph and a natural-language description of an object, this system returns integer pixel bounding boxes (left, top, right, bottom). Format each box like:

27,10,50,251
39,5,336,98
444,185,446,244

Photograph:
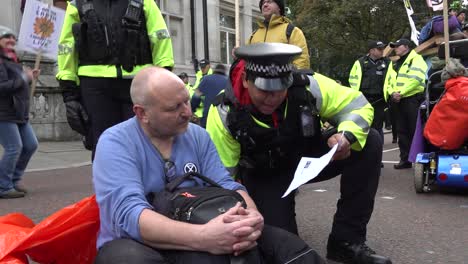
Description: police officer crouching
206,43,392,264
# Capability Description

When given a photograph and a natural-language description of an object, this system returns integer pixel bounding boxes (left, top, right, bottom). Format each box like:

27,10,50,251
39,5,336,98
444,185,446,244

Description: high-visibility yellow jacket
56,0,174,84
383,50,427,101
348,59,365,90
206,73,373,172
185,83,194,96
192,69,213,118
348,56,392,104
193,69,213,90
248,15,310,70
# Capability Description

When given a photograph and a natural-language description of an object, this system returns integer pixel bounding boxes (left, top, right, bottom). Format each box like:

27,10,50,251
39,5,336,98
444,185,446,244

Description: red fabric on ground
0,195,100,264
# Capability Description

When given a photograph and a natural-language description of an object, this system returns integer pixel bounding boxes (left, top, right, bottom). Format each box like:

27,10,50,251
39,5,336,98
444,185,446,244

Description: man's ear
133,105,148,124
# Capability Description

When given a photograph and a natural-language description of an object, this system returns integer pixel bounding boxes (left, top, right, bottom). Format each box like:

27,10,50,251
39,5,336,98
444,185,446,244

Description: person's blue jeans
0,121,38,193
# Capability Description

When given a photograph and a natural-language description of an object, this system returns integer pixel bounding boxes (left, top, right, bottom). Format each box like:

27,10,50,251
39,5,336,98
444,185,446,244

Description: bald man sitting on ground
92,67,324,263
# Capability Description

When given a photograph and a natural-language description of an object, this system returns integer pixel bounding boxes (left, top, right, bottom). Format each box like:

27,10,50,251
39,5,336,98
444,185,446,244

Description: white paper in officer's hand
282,144,338,198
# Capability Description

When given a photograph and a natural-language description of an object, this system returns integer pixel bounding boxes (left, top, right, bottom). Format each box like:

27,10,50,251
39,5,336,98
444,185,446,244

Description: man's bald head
131,66,192,139
130,67,184,106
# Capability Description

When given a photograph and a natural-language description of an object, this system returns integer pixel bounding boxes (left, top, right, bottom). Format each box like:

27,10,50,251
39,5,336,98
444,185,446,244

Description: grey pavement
0,140,91,172
27,140,91,172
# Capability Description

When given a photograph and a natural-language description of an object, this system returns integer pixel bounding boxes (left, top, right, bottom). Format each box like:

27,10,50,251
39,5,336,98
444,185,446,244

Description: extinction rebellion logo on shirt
183,163,198,173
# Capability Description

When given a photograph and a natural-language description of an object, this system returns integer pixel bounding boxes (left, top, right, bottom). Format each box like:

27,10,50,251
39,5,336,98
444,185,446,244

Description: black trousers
369,99,386,141
242,129,382,244
392,93,424,162
80,77,134,157
94,225,325,264
385,102,398,140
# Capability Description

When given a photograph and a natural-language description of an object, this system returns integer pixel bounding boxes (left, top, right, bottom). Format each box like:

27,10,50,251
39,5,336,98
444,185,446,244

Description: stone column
0,0,22,34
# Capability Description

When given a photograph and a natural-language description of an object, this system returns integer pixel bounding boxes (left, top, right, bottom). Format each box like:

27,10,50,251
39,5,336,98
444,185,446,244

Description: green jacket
56,0,174,84
248,15,310,70
206,73,373,171
383,50,427,101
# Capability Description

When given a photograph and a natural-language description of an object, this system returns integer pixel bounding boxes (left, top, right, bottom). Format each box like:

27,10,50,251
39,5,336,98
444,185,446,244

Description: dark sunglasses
164,160,176,183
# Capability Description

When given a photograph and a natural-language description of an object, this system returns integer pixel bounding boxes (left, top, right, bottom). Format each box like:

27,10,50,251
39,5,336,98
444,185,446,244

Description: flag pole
442,0,450,63
235,0,240,47
30,50,42,99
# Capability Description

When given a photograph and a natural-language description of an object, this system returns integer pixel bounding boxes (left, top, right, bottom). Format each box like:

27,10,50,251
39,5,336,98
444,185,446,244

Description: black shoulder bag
147,172,246,224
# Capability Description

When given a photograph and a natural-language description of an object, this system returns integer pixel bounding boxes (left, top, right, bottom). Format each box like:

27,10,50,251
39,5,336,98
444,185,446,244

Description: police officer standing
56,0,174,156
191,59,212,119
384,39,427,169
349,40,390,162
206,43,391,264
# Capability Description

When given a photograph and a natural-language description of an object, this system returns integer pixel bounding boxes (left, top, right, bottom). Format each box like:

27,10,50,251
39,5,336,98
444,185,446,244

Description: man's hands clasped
199,203,264,256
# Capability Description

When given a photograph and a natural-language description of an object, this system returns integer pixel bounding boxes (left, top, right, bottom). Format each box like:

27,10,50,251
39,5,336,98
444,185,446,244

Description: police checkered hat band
235,43,302,91
245,61,294,78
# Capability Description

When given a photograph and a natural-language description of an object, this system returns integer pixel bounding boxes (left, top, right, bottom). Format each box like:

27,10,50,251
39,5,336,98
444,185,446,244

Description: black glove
60,80,89,136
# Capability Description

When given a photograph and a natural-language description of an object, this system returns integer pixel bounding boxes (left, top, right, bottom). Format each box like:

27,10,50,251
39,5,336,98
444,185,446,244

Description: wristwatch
340,131,357,144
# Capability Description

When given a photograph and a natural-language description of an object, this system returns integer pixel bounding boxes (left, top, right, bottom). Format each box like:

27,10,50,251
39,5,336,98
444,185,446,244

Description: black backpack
147,172,246,224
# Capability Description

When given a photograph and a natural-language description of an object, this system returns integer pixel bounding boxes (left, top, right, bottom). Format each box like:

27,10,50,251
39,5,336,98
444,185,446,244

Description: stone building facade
0,0,261,141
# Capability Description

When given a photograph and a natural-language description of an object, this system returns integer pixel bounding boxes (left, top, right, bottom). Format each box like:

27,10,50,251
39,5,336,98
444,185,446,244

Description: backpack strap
248,29,258,44
165,172,222,192
286,23,295,43
250,22,294,43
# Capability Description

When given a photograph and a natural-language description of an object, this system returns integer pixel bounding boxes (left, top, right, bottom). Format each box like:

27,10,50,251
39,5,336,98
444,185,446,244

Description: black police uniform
357,55,390,139
208,43,392,264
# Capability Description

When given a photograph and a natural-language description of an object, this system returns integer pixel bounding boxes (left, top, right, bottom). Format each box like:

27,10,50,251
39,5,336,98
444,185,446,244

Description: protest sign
17,0,65,60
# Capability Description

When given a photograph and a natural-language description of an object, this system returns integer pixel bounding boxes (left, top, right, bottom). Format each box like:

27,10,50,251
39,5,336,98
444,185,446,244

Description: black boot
327,237,392,264
393,161,412,169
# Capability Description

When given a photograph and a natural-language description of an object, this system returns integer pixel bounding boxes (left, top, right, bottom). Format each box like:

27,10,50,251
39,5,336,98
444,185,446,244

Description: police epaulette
291,69,314,87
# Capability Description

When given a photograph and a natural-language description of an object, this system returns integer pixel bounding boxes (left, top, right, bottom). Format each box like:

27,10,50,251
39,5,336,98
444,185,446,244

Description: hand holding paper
282,143,339,198
329,131,351,161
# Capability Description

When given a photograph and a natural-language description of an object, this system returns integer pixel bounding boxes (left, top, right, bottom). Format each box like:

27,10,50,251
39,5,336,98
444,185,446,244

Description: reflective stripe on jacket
248,15,310,70
206,73,373,171
56,0,174,84
348,60,362,90
384,50,427,100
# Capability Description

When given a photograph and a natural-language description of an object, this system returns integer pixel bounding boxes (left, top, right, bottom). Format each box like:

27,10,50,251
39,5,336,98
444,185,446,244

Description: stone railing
21,53,81,141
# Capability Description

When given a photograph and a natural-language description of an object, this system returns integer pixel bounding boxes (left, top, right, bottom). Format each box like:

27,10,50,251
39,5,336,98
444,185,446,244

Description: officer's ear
241,71,249,89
